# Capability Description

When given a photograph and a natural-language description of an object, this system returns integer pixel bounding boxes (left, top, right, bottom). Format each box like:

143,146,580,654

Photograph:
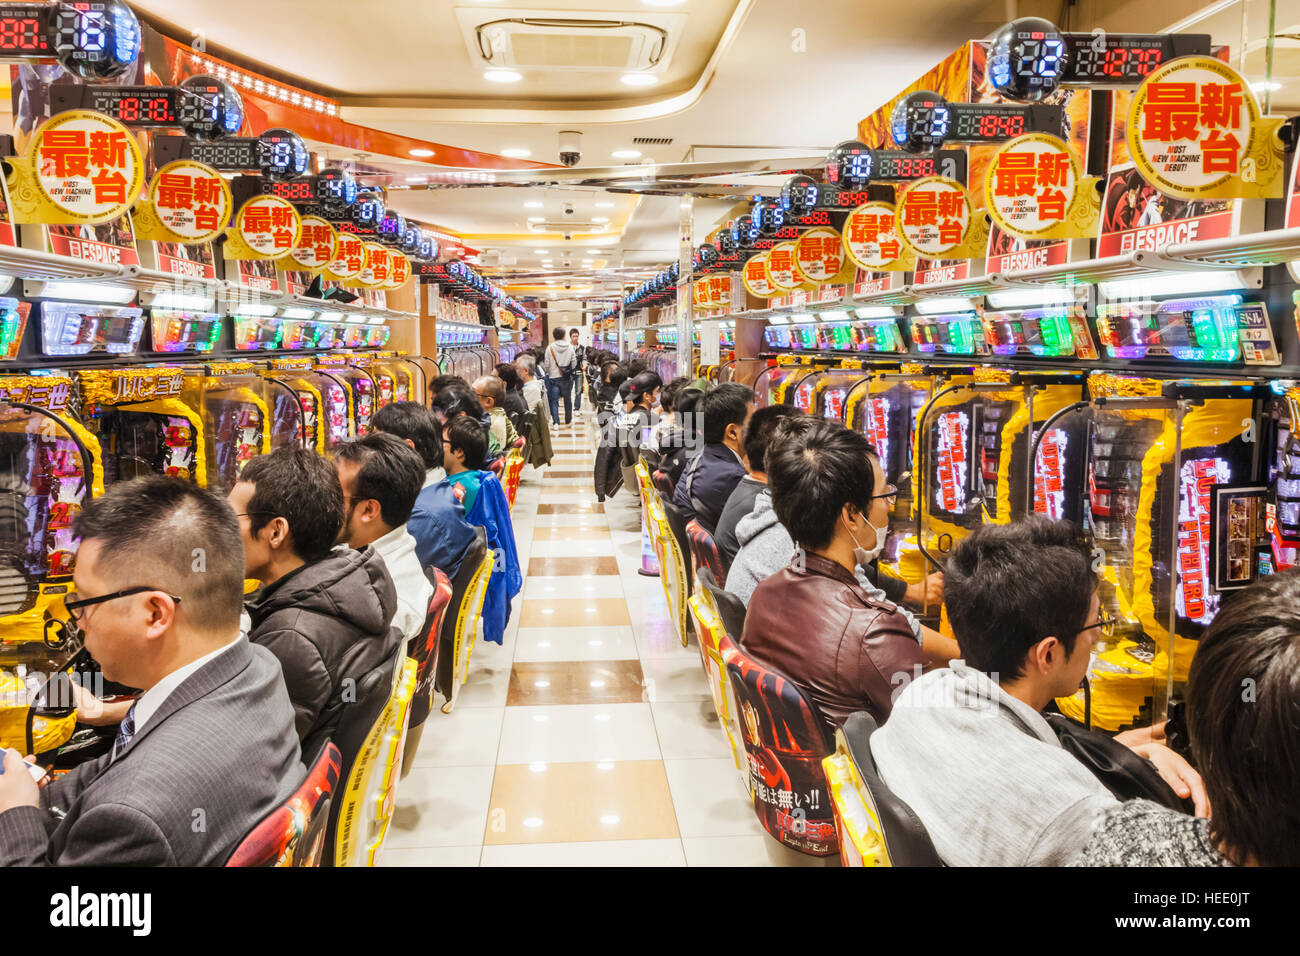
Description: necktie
112,705,137,761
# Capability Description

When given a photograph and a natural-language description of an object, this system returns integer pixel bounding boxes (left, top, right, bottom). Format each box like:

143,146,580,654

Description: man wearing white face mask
739,418,958,738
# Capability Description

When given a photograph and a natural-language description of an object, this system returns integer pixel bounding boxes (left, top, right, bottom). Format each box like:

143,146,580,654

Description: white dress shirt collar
132,634,242,733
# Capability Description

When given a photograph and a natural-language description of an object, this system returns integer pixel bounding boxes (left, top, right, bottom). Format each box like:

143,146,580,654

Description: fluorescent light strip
1098,270,1250,301
279,307,317,320
38,281,136,305
146,291,216,312
913,296,978,315
233,303,279,317
985,287,1082,310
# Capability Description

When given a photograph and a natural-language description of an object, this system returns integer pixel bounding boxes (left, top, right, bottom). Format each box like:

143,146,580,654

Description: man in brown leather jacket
740,418,930,738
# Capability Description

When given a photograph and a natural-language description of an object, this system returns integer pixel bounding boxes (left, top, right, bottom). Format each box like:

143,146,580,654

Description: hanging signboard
765,241,801,291
287,216,338,273
225,195,302,260
326,232,366,282
984,133,1099,240
8,111,144,226
1127,56,1284,200
843,202,914,272
794,226,852,283
133,160,231,248
386,251,411,290
354,242,391,288
743,252,775,298
895,176,988,260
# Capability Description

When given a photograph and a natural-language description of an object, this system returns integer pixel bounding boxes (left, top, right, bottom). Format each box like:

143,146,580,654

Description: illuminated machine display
180,362,271,493
314,354,376,439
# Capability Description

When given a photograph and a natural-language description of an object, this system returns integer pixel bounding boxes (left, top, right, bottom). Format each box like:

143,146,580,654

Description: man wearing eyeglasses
870,517,1207,867
0,477,302,866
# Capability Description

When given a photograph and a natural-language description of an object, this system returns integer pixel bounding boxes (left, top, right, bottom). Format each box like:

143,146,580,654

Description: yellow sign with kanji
895,176,988,260
743,252,775,298
386,251,411,290
765,241,802,291
353,242,391,288
8,110,144,225
225,195,302,260
842,201,914,272
288,216,338,272
984,134,1099,241
327,233,366,281
133,160,231,245
794,227,854,284
1128,56,1285,200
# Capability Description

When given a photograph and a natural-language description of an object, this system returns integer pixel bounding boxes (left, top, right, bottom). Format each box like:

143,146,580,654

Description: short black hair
427,374,469,408
943,517,1095,681
627,371,659,406
445,415,488,472
623,359,647,378
73,477,244,634
660,376,691,413
1187,571,1300,866
569,327,580,336
602,362,626,390
767,417,875,551
431,383,484,423
372,401,442,470
552,326,566,340
240,445,344,563
335,432,426,527
495,363,522,391
744,404,804,473
675,386,704,415
700,382,754,445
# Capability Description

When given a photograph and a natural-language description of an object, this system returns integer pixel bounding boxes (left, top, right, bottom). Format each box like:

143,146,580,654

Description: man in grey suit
0,478,303,866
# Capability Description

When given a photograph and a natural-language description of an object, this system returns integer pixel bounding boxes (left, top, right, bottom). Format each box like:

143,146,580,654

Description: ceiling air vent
475,17,666,72
632,137,673,146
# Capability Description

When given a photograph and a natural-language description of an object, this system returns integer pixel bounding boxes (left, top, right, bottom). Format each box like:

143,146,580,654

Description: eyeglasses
1076,607,1115,641
867,472,911,509
64,587,183,625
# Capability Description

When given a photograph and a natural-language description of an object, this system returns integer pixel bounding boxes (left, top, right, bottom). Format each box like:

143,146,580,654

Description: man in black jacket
672,383,754,534
230,446,399,758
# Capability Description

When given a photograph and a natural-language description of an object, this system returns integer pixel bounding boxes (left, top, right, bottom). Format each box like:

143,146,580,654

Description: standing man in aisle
0,477,301,866
542,326,577,425
569,327,586,415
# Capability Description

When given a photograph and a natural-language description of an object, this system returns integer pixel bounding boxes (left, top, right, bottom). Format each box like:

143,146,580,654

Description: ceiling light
1251,80,1283,92
409,148,434,157
611,149,642,160
484,69,523,84
524,201,543,208
405,176,426,183
592,216,609,223
621,73,659,87
595,201,614,208
533,249,547,254
527,216,545,222
501,147,531,158
585,249,601,255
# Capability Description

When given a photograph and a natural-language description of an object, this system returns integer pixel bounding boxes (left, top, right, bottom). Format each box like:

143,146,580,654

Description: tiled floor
383,415,824,866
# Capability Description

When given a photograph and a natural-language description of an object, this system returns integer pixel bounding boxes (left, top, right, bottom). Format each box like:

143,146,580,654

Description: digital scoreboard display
53,75,243,136
0,1,140,79
890,91,1062,152
160,128,309,181
826,141,968,187
989,17,1211,101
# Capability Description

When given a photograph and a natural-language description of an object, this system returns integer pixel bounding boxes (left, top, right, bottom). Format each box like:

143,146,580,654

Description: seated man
473,375,519,451
870,517,1206,867
672,383,754,534
657,385,705,490
494,362,530,431
0,478,301,865
335,433,434,649
443,415,489,514
713,404,801,566
740,419,932,738
1077,570,1299,867
371,401,477,581
231,446,399,757
433,384,500,464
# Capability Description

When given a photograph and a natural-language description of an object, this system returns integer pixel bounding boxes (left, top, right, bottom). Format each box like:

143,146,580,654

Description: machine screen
823,386,848,421
233,316,282,350
41,304,143,356
1096,296,1246,361
932,410,971,517
851,318,905,353
0,299,28,360
1034,427,1070,520
985,309,1079,357
911,314,980,354
150,311,221,353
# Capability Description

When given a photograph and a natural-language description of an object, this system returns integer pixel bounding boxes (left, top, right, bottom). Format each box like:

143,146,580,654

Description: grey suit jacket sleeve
0,801,176,866
254,626,331,741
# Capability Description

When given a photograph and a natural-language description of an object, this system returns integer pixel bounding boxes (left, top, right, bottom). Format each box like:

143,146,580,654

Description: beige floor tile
639,653,715,702
531,526,611,542
522,575,623,601
513,626,640,662
378,845,482,867
409,705,504,768
496,703,662,764
480,839,685,867
518,597,630,627
483,760,679,845
387,764,497,849
652,699,734,760
508,659,646,706
662,757,764,839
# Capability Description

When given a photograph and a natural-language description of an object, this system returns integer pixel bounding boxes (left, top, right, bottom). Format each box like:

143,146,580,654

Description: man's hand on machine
0,748,44,813
70,683,134,727
1127,740,1211,818
904,572,944,609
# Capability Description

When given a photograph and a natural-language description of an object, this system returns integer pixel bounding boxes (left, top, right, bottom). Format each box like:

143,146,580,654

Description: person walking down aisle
542,326,578,425
0,478,301,866
232,446,400,758
569,327,586,414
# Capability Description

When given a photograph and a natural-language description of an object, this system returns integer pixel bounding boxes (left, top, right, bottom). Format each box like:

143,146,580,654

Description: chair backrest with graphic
651,468,674,499
226,741,341,867
829,711,943,867
697,565,746,646
718,631,839,856
433,526,489,702
686,593,748,779
408,568,453,730
686,517,726,589
649,498,690,646
660,499,694,601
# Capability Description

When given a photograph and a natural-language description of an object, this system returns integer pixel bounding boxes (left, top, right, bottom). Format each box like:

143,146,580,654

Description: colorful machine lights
150,311,221,353
1097,295,1244,362
0,299,24,359
233,315,282,351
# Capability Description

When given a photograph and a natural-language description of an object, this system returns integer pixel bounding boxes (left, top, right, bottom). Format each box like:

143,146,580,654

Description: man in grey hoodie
541,326,577,425
870,517,1207,866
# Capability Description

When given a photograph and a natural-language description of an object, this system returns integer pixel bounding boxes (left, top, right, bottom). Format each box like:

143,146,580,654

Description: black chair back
433,526,489,701
660,499,693,600
697,566,747,642
839,711,944,866
321,645,402,866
